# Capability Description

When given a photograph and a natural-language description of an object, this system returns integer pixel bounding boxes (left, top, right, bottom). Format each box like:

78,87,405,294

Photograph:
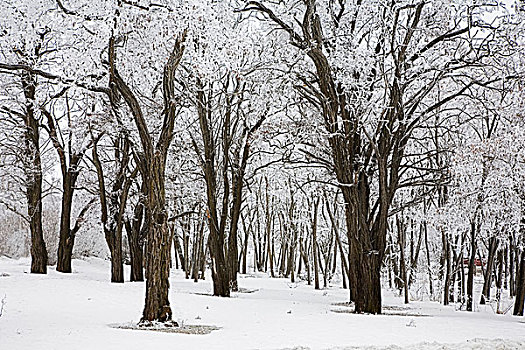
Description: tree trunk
142,155,173,322
126,218,144,282
408,222,423,286
513,250,525,316
312,197,320,290
353,251,382,314
109,32,185,322
424,220,433,296
504,246,508,291
209,232,230,296
267,206,275,278
241,214,250,275
480,237,498,304
110,239,124,283
343,199,357,303
510,238,515,297
328,196,350,290
57,180,75,273
173,231,186,271
126,193,145,282
21,71,47,274
467,221,477,312
443,232,451,306
397,216,409,304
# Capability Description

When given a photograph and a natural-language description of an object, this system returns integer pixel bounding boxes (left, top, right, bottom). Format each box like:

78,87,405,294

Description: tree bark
467,220,477,312
513,250,525,316
397,216,409,304
20,71,47,274
126,188,146,282
480,237,498,304
56,179,75,273
312,197,320,290
142,154,173,321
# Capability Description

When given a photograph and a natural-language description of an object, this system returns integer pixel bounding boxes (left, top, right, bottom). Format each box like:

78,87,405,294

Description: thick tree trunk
110,239,124,283
354,252,382,314
57,181,75,273
28,189,47,274
19,53,48,274
142,155,173,322
210,233,230,296
21,72,47,274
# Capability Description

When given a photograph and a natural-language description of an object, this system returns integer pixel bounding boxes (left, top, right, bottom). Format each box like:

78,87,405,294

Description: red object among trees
463,258,483,267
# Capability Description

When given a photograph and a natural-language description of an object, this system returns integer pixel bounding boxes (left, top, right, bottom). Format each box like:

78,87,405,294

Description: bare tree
108,32,186,322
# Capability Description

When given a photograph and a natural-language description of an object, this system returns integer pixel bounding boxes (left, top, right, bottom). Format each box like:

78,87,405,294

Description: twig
0,295,6,318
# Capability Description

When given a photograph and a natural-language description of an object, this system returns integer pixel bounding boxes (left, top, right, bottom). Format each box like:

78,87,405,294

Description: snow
0,257,524,350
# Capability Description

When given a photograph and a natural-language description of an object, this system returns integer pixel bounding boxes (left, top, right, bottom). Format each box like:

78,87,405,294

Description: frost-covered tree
241,0,521,313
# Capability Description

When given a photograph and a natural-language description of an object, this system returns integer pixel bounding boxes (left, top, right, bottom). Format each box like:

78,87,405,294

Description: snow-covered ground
0,257,523,350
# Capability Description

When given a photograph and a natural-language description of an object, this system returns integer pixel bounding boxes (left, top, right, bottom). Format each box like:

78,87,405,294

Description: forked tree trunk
92,135,136,283
110,32,186,322
42,103,88,274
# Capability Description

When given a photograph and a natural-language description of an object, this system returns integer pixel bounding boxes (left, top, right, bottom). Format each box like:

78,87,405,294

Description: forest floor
0,257,524,350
